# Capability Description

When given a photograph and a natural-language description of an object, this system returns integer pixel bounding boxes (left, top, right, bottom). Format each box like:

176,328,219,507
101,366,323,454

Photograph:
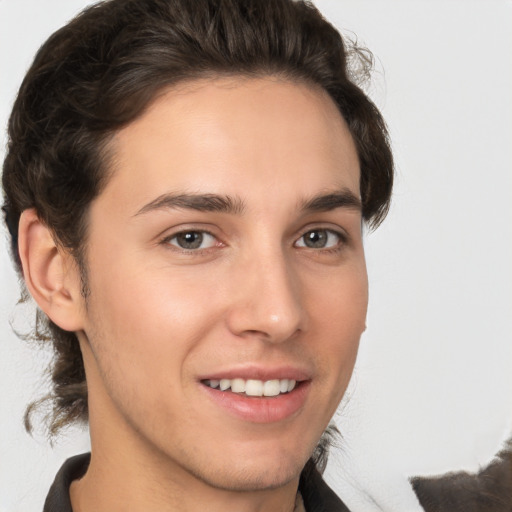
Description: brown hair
2,0,393,437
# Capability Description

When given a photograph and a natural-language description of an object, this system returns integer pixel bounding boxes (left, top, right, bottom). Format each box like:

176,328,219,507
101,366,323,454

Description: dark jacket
43,453,351,512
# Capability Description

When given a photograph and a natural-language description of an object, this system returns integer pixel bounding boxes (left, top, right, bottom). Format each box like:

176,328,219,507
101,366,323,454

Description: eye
166,231,218,250
295,229,343,249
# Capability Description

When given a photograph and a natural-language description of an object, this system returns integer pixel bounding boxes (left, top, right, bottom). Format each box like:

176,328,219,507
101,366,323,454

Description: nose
225,248,305,343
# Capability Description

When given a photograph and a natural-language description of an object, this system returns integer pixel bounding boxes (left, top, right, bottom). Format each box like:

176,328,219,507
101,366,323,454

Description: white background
1,1,511,511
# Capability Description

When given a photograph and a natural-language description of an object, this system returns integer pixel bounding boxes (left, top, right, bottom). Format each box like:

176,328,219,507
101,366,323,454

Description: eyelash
160,227,348,254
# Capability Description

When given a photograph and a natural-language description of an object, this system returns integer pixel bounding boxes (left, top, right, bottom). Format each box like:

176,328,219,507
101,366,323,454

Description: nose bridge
226,241,304,342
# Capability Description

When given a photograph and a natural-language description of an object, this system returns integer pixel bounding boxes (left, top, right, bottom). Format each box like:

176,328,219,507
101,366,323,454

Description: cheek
305,261,367,381
308,258,368,332
84,261,223,384
83,268,225,427
87,258,248,384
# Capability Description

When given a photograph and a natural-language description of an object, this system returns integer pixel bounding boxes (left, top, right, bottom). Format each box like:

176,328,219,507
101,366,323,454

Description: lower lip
201,381,311,423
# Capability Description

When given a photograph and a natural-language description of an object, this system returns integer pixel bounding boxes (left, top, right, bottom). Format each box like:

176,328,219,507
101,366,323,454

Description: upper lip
198,364,312,382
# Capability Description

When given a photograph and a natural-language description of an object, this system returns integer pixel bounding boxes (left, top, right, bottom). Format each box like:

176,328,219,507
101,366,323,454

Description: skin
20,77,367,512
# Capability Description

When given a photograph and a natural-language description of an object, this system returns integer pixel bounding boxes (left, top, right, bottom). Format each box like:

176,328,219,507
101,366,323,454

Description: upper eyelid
158,224,221,241
161,229,220,244
166,230,216,239
295,224,348,241
162,227,216,239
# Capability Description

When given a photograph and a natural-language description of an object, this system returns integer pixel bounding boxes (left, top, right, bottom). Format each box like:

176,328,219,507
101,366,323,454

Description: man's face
77,77,367,491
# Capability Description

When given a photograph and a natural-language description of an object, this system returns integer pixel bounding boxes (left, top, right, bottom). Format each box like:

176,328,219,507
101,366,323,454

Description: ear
18,208,85,332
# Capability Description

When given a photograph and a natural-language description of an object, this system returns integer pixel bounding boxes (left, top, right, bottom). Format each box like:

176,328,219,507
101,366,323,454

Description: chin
190,451,307,492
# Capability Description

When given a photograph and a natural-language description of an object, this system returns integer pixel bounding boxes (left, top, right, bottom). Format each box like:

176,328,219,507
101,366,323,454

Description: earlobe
18,209,85,332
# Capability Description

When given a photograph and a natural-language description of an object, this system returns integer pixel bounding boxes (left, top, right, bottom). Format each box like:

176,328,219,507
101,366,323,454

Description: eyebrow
299,189,362,213
134,188,361,217
135,193,246,216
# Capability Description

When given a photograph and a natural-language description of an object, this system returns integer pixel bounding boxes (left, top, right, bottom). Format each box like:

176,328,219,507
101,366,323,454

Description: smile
203,378,297,397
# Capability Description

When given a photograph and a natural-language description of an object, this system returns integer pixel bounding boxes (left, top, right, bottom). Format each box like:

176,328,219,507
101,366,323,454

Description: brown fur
411,441,512,512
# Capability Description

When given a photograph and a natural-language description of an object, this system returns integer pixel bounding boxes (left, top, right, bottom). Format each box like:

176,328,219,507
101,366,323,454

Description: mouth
202,378,297,397
200,375,310,423
198,365,312,423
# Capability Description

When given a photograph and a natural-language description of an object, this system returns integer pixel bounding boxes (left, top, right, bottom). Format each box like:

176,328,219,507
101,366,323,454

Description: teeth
263,379,280,397
204,378,297,396
231,378,246,393
246,379,263,396
219,379,231,391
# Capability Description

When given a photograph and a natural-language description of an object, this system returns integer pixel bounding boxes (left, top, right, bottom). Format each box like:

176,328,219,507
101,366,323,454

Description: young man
2,1,393,510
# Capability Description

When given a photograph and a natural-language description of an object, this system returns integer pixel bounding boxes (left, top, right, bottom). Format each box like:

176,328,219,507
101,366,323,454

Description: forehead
100,77,360,214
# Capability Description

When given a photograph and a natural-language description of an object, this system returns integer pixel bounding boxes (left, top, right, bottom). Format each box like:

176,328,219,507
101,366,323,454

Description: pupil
177,231,203,249
305,230,327,248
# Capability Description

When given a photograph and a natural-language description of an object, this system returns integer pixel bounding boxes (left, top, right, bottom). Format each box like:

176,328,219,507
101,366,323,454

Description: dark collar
300,464,351,512
43,453,350,512
43,453,90,512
